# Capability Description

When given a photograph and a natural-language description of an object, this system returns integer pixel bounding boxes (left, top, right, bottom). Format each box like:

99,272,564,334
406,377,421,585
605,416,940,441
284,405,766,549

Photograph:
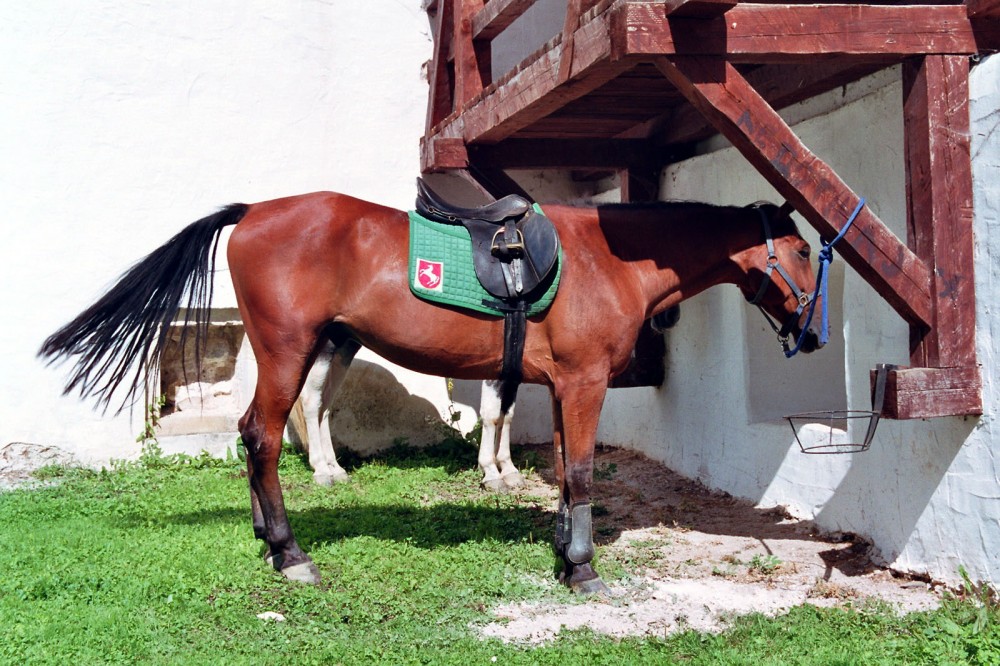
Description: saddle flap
466,211,560,301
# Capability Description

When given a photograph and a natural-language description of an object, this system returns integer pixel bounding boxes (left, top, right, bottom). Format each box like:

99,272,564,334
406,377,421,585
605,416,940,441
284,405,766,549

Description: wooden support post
425,0,455,133
887,54,982,419
903,55,976,369
453,0,489,109
655,56,934,329
558,0,584,83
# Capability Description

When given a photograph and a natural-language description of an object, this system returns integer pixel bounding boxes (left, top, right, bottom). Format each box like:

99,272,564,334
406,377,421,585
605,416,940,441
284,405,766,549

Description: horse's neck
603,205,754,317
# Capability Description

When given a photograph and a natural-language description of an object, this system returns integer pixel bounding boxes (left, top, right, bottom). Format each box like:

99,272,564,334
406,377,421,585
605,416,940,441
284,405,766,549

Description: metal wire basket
785,364,891,454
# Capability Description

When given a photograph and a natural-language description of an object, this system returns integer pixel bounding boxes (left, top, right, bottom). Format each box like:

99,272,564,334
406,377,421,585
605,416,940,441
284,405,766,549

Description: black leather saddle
415,178,560,302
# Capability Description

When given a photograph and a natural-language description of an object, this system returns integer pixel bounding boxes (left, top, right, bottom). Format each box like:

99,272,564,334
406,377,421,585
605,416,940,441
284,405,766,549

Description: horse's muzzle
792,323,824,354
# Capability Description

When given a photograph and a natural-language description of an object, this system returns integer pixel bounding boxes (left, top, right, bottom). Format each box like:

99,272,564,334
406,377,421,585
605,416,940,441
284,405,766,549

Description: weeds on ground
2,441,999,664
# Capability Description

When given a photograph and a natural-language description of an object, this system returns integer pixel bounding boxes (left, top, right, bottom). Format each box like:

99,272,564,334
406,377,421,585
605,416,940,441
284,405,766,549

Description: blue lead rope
785,198,866,358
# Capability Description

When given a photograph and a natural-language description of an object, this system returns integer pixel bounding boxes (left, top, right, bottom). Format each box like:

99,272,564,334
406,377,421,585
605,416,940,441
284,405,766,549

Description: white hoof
313,469,350,486
501,469,525,489
281,561,321,584
481,477,508,493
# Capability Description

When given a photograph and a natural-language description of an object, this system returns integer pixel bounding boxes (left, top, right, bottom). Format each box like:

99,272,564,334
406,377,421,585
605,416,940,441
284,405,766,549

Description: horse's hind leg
478,380,518,492
478,380,522,492
300,339,360,485
240,338,322,583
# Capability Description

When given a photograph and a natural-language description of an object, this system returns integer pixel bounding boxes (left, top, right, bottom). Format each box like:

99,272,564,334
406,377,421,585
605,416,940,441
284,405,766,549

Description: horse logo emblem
415,258,443,291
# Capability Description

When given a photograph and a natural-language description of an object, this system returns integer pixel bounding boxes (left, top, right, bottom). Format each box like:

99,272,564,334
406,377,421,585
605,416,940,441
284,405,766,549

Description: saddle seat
416,178,530,224
414,178,560,303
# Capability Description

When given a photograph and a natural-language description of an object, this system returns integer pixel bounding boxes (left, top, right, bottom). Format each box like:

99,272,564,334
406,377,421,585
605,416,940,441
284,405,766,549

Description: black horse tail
38,203,250,413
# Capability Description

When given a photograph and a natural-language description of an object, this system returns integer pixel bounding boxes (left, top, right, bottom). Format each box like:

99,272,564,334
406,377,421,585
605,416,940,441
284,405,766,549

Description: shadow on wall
815,417,976,569
288,358,446,456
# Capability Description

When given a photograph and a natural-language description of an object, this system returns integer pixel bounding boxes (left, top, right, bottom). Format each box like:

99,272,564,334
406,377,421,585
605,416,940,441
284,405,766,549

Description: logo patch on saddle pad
414,258,443,292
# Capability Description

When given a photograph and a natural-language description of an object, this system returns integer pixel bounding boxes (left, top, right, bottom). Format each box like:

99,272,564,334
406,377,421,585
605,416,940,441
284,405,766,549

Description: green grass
2,441,999,665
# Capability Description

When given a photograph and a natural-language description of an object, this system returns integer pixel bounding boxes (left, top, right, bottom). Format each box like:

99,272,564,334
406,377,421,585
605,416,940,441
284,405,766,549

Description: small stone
256,611,286,622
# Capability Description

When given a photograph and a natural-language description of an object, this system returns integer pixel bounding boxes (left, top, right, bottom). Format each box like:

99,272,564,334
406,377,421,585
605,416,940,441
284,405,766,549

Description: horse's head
738,202,823,355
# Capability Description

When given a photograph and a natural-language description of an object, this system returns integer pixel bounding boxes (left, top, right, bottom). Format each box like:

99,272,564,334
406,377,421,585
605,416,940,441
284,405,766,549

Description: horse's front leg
551,380,610,595
240,399,320,584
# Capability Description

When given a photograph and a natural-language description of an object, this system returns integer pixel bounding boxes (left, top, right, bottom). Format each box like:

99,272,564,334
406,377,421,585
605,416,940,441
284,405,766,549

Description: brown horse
39,191,822,594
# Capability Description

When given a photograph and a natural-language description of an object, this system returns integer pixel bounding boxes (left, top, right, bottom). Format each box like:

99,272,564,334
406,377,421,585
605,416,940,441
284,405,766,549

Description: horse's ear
778,201,795,219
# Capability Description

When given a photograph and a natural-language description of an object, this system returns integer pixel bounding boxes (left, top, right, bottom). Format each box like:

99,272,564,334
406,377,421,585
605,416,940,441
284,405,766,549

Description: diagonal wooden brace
655,56,933,330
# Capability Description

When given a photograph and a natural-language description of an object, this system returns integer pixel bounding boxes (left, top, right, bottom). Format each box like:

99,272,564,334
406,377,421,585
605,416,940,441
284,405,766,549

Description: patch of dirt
480,444,941,643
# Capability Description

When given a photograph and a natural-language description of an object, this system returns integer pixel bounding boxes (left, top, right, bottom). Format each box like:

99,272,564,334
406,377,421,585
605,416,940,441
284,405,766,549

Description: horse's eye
798,247,811,259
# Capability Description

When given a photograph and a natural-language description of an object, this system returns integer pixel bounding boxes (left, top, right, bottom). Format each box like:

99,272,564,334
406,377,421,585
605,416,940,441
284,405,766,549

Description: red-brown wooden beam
425,0,456,133
444,8,631,144
612,3,981,63
558,0,585,83
655,56,934,329
454,0,489,109
878,366,982,419
903,56,977,370
421,137,469,172
472,0,538,40
469,138,657,168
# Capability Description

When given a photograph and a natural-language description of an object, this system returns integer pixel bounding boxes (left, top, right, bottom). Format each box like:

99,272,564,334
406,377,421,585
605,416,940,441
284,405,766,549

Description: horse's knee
239,408,266,455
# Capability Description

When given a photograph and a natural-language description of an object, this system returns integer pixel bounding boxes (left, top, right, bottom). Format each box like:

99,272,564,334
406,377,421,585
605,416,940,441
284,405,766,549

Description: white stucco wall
511,59,1000,589
1,2,439,466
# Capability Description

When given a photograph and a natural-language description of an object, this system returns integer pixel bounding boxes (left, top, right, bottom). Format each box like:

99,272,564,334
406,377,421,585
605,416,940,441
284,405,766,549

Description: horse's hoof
481,477,508,493
313,470,350,486
501,470,525,489
571,576,611,596
281,561,322,584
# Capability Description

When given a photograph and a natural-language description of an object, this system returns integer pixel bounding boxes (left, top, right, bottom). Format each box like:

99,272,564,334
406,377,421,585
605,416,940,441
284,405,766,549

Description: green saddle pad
408,207,561,317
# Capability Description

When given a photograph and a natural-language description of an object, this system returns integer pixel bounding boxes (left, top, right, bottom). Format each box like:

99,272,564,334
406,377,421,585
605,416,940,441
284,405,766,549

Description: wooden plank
613,3,980,62
421,137,469,172
664,0,737,18
470,138,656,168
878,366,982,419
425,0,455,134
459,9,628,143
903,55,977,369
454,0,488,108
655,56,934,328
967,0,1000,19
473,0,538,40
558,0,586,84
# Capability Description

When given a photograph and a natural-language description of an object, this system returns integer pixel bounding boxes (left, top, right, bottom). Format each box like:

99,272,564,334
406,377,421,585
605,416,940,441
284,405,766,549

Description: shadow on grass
160,502,554,552
292,502,553,551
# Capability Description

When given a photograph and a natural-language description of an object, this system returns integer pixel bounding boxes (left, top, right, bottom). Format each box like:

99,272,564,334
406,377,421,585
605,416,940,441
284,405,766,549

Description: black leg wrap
565,502,595,565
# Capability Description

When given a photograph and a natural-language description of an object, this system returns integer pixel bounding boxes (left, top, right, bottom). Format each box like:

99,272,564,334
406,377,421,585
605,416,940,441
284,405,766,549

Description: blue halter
749,199,865,358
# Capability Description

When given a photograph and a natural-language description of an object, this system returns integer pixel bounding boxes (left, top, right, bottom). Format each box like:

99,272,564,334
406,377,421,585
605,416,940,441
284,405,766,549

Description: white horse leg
495,399,523,489
300,340,359,486
478,380,523,491
478,380,504,491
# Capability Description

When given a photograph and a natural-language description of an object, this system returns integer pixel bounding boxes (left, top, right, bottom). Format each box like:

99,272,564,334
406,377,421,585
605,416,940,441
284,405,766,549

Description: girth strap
498,302,527,414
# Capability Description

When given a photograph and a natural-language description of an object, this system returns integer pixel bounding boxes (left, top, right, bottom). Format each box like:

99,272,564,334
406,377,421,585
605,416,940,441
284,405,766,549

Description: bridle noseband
747,204,814,353
747,199,865,358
